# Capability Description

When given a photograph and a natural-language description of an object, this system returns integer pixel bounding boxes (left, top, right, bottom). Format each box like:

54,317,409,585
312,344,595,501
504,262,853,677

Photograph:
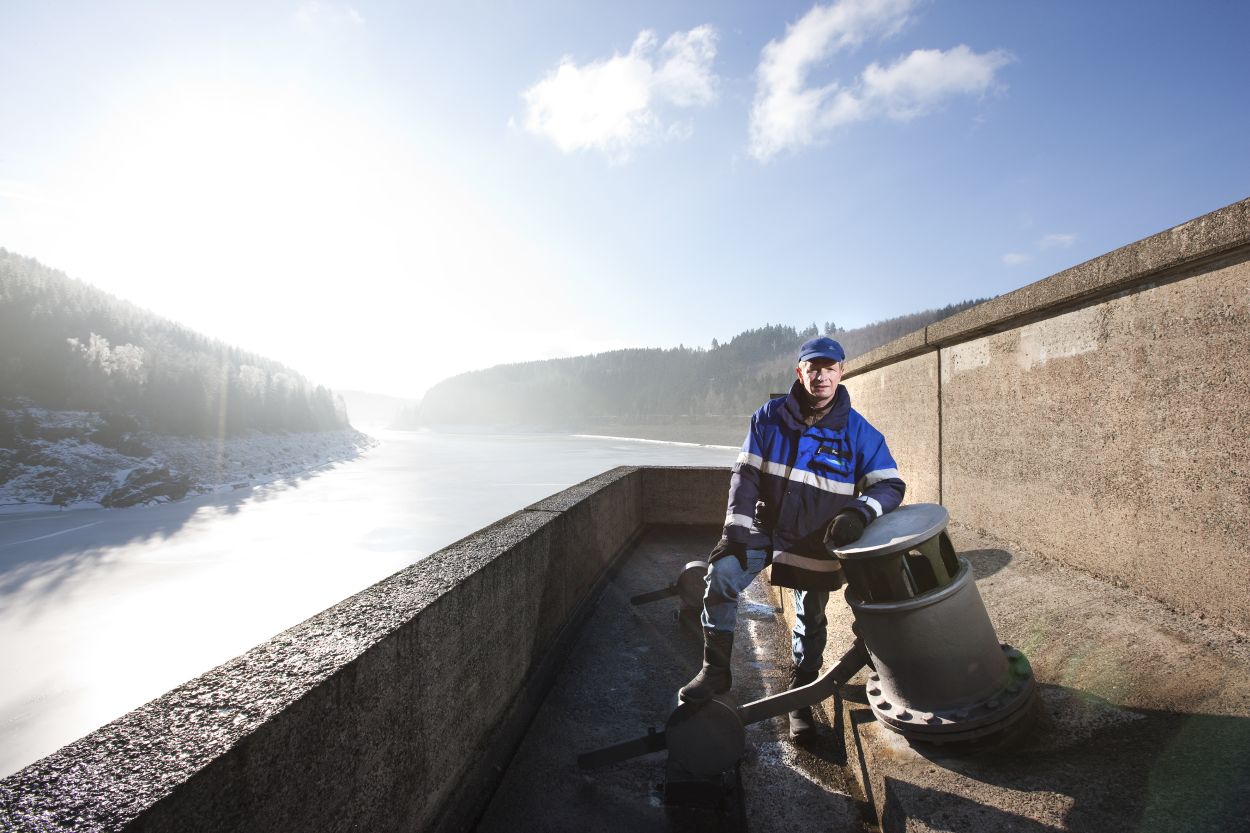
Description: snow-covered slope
0,404,376,511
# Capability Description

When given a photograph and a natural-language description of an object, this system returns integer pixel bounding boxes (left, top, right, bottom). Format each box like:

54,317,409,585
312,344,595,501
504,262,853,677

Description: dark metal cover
834,502,949,560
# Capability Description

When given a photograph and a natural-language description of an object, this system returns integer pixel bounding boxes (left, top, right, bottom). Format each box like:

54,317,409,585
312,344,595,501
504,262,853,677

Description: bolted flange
864,644,1038,743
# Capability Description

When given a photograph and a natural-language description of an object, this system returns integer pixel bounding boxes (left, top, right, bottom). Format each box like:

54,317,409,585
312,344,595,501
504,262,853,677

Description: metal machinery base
579,503,1037,778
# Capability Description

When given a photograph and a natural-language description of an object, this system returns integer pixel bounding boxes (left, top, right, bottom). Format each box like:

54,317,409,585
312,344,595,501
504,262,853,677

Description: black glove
825,509,867,550
708,539,748,571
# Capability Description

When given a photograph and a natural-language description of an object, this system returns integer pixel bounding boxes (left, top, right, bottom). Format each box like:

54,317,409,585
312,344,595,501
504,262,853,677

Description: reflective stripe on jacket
722,380,906,590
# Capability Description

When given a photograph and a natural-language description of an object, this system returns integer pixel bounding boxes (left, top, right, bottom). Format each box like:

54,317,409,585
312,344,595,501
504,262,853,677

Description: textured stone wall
842,349,941,506
0,466,728,833
642,465,732,526
941,257,1250,628
843,197,1250,633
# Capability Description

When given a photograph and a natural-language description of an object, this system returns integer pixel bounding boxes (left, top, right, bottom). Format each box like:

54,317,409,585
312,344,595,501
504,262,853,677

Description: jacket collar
781,379,850,431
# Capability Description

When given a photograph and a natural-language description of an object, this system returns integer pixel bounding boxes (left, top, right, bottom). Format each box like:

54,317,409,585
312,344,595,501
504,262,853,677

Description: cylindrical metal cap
834,503,949,560
834,503,958,602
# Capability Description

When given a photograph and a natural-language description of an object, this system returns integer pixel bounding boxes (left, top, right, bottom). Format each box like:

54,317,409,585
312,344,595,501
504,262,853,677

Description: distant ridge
399,299,986,432
0,248,347,436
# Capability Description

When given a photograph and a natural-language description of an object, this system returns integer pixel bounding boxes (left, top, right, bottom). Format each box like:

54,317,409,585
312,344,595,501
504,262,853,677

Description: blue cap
798,336,845,363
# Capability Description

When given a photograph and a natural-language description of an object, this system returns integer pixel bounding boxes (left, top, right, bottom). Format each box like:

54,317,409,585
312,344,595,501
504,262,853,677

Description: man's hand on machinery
825,509,868,549
708,539,748,570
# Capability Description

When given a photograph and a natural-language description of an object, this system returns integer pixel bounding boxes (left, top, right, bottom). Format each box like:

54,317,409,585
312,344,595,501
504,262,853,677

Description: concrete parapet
842,351,941,506
841,197,1250,633
927,197,1250,346
0,466,729,833
642,465,731,526
848,198,1250,379
844,327,930,378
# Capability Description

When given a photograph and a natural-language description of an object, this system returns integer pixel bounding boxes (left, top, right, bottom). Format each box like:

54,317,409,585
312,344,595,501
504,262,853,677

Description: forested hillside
403,300,984,430
0,249,347,436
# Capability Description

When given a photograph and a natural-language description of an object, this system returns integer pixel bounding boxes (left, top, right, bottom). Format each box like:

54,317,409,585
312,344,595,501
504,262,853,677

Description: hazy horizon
3,0,1248,400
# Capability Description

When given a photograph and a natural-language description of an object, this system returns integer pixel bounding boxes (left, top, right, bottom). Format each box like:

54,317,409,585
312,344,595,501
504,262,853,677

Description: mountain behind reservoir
0,248,347,436
0,249,368,508
401,300,985,443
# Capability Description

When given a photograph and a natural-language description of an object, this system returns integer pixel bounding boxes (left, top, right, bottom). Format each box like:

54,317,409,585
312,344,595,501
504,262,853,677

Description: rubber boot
787,666,819,739
678,629,734,703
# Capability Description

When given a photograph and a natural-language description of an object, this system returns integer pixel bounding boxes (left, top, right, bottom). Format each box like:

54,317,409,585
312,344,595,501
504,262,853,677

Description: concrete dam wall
843,197,1250,634
0,467,728,832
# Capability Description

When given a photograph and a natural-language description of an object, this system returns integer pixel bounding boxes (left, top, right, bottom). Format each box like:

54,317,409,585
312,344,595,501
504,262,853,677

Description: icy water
0,429,736,778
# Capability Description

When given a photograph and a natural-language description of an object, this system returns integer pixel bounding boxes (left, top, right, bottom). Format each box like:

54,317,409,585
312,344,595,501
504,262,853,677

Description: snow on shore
0,406,376,512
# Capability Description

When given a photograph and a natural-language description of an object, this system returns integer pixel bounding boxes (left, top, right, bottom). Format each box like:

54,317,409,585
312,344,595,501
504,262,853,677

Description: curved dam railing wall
843,197,1250,634
0,466,728,833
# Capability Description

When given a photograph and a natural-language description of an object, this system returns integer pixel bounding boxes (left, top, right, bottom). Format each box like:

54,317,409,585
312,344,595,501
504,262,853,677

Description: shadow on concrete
962,547,1013,580
892,684,1250,833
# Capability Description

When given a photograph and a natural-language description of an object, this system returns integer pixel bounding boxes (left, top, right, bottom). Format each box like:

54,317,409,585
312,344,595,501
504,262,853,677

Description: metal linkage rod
736,639,868,726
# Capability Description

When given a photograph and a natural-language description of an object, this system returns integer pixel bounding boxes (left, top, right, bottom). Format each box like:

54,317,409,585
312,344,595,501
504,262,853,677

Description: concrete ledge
844,329,929,379
813,525,1250,832
846,198,1250,380
0,466,731,833
927,197,1250,347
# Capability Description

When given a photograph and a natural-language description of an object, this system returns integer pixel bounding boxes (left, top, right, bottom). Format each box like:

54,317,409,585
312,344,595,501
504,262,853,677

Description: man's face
796,358,844,406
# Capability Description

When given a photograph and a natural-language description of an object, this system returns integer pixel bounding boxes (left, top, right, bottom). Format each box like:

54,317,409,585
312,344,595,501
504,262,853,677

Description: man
679,336,906,738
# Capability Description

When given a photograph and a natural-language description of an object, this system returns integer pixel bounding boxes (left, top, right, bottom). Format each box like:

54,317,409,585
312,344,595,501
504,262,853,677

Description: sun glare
20,79,590,396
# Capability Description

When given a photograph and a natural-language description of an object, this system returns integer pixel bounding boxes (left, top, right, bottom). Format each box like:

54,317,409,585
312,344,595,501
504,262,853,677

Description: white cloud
1038,232,1077,249
857,46,1013,121
522,25,718,161
1002,252,1031,266
749,0,1012,161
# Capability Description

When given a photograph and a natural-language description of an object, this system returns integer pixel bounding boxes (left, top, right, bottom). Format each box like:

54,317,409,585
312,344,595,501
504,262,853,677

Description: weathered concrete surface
941,254,1250,632
928,197,1250,345
642,466,731,527
476,525,867,833
845,328,930,379
0,466,650,833
843,351,941,506
775,523,1250,832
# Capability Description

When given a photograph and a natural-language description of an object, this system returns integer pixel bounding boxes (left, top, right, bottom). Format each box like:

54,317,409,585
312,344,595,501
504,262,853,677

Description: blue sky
2,0,1247,398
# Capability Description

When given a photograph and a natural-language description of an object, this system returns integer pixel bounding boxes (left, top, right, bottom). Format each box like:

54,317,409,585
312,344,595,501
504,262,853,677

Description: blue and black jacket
723,380,906,590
